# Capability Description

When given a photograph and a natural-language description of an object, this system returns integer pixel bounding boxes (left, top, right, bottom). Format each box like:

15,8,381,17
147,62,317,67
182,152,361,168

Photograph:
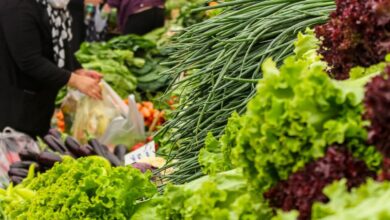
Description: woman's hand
84,0,102,6
68,73,102,100
74,69,103,80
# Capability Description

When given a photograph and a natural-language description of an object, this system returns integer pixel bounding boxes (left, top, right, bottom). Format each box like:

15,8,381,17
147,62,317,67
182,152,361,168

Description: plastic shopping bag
72,81,127,144
60,89,84,132
100,95,146,148
0,128,39,188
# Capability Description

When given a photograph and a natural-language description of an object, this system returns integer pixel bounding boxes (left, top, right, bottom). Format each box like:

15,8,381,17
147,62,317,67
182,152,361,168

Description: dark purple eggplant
8,168,29,177
64,136,83,156
37,152,62,166
10,176,24,184
85,145,95,153
100,144,109,152
104,152,122,167
114,145,127,163
88,139,105,157
43,135,66,154
10,161,39,170
19,149,39,161
48,128,62,139
78,145,94,156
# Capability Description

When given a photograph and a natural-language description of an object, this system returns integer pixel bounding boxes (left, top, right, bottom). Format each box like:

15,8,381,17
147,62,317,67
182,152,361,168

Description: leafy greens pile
232,30,381,191
195,30,387,219
0,156,157,220
315,0,390,79
131,169,273,220
76,35,169,97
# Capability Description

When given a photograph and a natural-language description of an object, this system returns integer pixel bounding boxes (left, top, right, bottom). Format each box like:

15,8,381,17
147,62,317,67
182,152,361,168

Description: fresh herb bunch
315,0,390,79
159,0,336,184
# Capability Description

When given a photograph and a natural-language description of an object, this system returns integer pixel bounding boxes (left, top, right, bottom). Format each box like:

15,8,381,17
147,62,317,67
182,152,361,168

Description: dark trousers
124,7,165,35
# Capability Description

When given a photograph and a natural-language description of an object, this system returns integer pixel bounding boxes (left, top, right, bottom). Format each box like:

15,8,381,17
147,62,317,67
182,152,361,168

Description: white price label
124,141,156,165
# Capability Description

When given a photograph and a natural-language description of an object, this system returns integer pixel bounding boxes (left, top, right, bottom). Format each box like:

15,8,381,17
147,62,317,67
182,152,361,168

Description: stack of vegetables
76,35,170,97
157,0,337,184
194,0,390,217
197,27,388,218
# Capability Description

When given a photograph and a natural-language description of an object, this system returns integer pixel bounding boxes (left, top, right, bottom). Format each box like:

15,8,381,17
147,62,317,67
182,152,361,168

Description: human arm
1,2,102,99
1,2,71,90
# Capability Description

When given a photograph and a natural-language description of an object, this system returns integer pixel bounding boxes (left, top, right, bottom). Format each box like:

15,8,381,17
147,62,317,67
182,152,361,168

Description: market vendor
104,0,165,35
0,0,103,138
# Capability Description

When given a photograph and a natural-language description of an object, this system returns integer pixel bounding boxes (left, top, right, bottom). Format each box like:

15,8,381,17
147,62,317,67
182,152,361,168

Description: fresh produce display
131,169,273,220
315,0,390,79
158,0,336,184
192,29,389,219
76,35,169,97
6,0,390,218
0,157,157,219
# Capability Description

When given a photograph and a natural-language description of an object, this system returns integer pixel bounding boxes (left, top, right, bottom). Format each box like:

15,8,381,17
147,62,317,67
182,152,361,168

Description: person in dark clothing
68,0,86,69
105,0,165,35
0,0,102,138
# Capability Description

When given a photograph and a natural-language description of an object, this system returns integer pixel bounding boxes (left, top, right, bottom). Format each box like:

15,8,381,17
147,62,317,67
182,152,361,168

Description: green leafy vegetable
232,30,381,191
158,0,336,185
199,111,241,175
75,35,169,97
310,179,390,219
132,169,273,220
1,156,157,220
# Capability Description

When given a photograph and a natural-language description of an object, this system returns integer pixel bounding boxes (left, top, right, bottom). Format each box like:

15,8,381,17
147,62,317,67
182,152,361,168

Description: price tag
124,141,156,165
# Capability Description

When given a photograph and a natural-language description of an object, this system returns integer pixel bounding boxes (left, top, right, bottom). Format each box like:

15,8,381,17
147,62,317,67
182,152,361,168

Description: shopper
0,0,103,138
104,0,165,35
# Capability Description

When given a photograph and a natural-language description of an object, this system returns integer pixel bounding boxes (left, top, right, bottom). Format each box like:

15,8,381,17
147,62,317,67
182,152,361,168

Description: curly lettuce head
10,156,157,220
232,30,381,192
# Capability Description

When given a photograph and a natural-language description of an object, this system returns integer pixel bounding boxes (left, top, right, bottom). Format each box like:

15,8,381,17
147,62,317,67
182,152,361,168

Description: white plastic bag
100,95,146,148
0,128,39,188
72,81,127,144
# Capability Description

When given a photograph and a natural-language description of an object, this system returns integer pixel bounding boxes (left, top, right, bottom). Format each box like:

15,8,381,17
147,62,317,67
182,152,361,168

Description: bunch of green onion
158,0,336,184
